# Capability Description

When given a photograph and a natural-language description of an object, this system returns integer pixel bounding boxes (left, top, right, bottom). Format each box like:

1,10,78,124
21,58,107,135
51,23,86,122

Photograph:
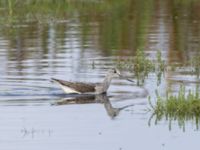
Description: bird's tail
51,78,60,83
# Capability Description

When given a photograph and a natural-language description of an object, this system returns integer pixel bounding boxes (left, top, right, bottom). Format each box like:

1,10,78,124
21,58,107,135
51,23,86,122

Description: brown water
0,1,200,150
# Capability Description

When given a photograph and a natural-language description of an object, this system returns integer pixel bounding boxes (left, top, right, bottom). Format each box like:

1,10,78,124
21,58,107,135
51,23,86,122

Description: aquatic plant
133,50,155,85
117,50,165,85
155,50,165,85
117,49,155,85
149,85,200,131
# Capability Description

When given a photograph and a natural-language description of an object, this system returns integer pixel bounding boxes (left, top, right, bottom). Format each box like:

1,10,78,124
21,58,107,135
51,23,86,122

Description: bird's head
108,68,134,83
109,68,121,76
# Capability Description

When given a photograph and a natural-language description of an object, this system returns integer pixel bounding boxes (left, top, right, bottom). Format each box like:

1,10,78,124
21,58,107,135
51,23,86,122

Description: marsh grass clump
133,50,155,84
155,51,165,85
117,49,155,85
117,50,165,85
149,86,200,130
156,50,165,72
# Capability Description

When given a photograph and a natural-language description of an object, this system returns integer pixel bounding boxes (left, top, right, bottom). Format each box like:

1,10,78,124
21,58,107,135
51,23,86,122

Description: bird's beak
118,74,134,83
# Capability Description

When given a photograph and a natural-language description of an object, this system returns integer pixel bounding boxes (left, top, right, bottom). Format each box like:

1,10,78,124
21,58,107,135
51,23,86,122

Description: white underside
59,84,81,94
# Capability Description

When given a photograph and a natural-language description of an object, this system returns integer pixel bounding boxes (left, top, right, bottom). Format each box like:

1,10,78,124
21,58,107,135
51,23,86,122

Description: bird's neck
102,74,113,91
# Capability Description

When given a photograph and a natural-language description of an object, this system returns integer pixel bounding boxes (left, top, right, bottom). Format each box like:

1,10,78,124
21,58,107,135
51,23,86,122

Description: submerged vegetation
149,86,200,131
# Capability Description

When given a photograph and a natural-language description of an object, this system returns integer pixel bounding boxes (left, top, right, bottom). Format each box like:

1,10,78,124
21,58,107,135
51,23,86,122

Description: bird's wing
51,78,95,93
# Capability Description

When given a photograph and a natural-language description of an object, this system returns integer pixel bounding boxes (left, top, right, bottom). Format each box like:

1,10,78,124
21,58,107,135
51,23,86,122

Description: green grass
149,85,200,131
117,50,165,85
117,49,154,85
117,49,200,86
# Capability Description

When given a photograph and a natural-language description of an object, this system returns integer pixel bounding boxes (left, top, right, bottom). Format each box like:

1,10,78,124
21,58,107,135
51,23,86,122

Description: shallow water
1,1,200,150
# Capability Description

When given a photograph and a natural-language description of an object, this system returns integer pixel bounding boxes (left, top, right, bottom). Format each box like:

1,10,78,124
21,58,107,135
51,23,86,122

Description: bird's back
51,78,96,93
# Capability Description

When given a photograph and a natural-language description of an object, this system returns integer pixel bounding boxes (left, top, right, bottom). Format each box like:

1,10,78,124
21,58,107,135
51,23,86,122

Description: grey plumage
51,68,134,94
51,78,95,93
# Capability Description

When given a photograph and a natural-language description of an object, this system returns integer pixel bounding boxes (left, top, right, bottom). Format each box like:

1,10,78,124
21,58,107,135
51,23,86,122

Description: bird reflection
53,94,134,119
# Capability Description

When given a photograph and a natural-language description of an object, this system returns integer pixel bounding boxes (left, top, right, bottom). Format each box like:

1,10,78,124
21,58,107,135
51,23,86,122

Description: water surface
0,1,200,150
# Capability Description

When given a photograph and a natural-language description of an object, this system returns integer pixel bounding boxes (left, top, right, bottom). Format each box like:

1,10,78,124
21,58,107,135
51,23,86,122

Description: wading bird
51,68,134,94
